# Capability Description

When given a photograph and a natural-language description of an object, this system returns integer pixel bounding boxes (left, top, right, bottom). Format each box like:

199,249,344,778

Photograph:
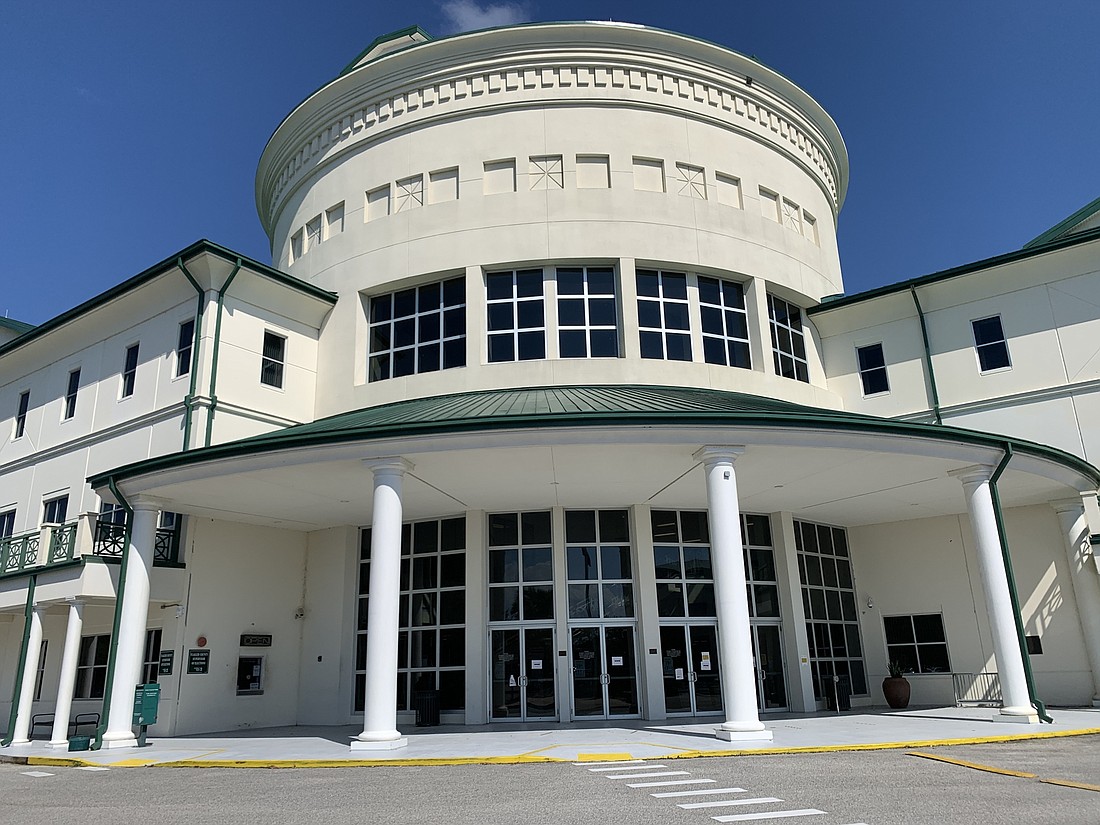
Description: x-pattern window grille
636,269,691,361
369,277,466,381
782,198,803,233
768,294,809,382
675,163,707,199
395,175,424,212
699,276,751,369
529,155,564,190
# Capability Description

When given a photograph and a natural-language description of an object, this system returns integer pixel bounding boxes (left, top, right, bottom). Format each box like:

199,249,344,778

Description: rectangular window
566,509,633,619
369,277,466,381
781,198,803,233
795,520,866,698
76,634,111,699
856,343,889,396
356,517,467,714
324,202,345,239
698,276,751,369
0,509,15,538
121,343,139,398
43,495,68,525
142,629,163,685
64,369,81,420
33,640,48,701
529,155,564,190
428,168,459,203
483,159,516,195
395,175,424,212
972,315,1010,372
636,269,691,361
632,157,665,193
305,215,322,250
488,511,554,622
674,162,706,199
576,155,610,189
260,331,286,388
290,230,304,262
768,294,809,382
176,320,195,378
759,188,780,221
803,212,819,245
486,269,545,362
715,172,742,208
884,614,950,674
366,185,391,221
15,390,29,438
557,267,619,358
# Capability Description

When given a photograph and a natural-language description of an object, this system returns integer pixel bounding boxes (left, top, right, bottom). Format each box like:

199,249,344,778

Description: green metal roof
1024,195,1100,249
809,225,1100,315
0,317,35,335
89,384,1100,489
0,240,337,360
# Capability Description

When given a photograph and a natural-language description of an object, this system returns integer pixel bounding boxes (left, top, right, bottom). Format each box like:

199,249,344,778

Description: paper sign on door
674,668,685,680
531,659,543,670
509,675,517,687
611,656,624,667
700,652,712,671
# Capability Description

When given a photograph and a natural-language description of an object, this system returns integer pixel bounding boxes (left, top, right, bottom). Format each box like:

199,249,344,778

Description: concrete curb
2,727,1097,769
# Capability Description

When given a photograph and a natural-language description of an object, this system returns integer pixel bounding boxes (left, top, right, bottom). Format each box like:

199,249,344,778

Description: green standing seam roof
88,385,1100,489
0,317,35,335
0,240,337,360
1024,195,1100,249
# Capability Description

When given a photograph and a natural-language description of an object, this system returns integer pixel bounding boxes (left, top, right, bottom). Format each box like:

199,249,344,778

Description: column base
1092,696,1100,708
350,737,408,751
715,727,773,742
100,734,138,749
3,739,31,747
45,741,72,749
994,707,1040,725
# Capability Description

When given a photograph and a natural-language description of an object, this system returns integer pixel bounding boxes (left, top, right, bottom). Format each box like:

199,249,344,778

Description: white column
101,501,159,748
9,606,46,745
353,457,412,750
952,466,1038,723
695,446,772,741
46,599,85,748
1053,499,1100,706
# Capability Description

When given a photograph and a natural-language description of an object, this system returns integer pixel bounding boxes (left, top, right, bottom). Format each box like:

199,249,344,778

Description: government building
2,22,1098,750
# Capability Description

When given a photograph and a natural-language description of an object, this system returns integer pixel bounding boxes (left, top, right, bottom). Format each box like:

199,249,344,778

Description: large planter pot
882,676,911,709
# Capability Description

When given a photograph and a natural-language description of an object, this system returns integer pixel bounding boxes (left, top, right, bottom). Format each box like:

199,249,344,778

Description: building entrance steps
2,706,1098,769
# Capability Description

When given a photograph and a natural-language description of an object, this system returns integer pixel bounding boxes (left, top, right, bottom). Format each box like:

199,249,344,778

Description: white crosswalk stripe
589,764,669,772
604,770,690,779
651,787,747,798
711,810,825,822
75,766,110,772
680,797,782,809
20,771,54,778
626,778,716,788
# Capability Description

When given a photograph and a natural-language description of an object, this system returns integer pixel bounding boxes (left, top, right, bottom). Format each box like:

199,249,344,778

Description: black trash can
413,689,441,726
827,675,851,711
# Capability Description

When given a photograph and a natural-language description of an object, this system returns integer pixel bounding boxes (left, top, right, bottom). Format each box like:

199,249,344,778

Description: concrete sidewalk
3,706,1099,768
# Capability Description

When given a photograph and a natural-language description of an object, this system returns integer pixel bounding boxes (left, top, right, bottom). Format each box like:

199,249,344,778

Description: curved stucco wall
255,23,850,416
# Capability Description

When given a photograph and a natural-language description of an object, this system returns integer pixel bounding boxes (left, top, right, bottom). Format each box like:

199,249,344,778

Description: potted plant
882,660,911,709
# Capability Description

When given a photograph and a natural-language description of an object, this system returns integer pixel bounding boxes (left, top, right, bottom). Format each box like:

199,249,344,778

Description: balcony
0,513,183,579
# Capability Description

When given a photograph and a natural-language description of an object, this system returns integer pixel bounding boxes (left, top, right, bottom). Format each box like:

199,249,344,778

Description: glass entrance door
570,625,640,718
490,627,557,721
660,624,723,715
752,624,789,711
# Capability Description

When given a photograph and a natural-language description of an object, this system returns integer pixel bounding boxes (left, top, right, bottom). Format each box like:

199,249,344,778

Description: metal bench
952,672,1002,706
28,711,100,739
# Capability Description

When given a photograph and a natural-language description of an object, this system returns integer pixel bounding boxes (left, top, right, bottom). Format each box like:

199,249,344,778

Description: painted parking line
627,778,717,788
652,787,747,798
605,770,690,779
906,751,1036,778
680,797,783,809
75,766,110,772
20,771,54,778
1039,778,1100,793
589,764,669,772
711,810,825,822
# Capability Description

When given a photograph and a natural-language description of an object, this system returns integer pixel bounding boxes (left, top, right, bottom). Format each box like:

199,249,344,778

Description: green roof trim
88,384,1100,489
338,25,433,77
0,317,35,335
1024,195,1100,249
809,225,1100,315
0,240,337,360
1091,534,1100,546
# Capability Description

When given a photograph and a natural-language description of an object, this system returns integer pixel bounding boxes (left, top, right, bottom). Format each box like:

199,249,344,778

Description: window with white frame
121,343,139,398
884,614,950,674
636,270,691,361
768,294,809,382
176,319,195,378
76,634,111,699
486,269,545,362
356,517,466,714
14,390,29,439
856,343,889,395
971,315,1010,372
369,277,466,381
566,510,633,619
557,267,619,358
0,509,15,538
142,628,162,684
63,368,80,420
488,511,554,622
43,495,68,525
698,276,751,369
260,331,286,388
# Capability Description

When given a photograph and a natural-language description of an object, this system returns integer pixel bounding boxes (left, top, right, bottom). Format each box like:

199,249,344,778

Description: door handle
519,676,528,687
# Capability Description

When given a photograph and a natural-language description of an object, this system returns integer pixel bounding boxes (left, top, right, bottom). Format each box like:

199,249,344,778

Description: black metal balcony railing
92,519,182,565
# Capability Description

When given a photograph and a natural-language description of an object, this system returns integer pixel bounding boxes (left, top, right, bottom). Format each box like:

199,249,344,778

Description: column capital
363,456,414,477
1051,498,1087,517
64,597,86,608
128,494,168,512
694,445,746,466
948,463,996,486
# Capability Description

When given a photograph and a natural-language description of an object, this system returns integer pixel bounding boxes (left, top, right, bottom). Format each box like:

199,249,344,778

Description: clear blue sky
2,1,1097,325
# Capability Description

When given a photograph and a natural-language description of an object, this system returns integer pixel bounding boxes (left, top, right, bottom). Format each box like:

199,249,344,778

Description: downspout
90,478,135,750
1,574,37,746
177,258,205,452
203,260,242,447
909,286,942,424
988,444,1054,723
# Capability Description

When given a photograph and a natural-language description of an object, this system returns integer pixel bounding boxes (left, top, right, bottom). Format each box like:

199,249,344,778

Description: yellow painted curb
906,751,1037,778
1040,778,1100,793
25,756,99,768
576,753,633,762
